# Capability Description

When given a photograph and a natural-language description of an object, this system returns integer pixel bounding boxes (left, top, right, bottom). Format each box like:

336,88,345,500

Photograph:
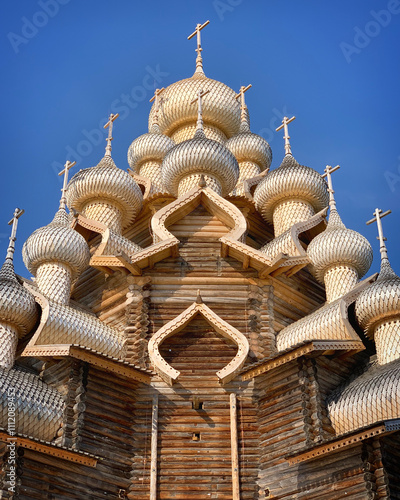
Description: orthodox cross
58,160,76,210
367,208,392,259
149,87,165,125
104,113,119,156
6,208,24,261
235,84,252,121
190,89,210,132
276,116,296,156
188,20,210,72
322,165,340,210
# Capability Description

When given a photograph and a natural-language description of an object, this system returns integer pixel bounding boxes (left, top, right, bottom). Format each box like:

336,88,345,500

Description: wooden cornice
21,344,152,384
286,419,400,464
0,431,98,467
241,340,365,381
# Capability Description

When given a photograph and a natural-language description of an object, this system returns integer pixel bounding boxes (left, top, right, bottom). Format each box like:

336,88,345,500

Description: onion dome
225,111,272,172
148,23,240,144
128,89,175,195
0,209,38,369
355,257,400,336
148,76,241,143
355,209,400,364
0,210,38,337
67,155,143,232
225,86,272,196
161,89,239,197
23,208,90,280
0,262,38,337
307,166,372,302
254,154,328,236
128,128,175,173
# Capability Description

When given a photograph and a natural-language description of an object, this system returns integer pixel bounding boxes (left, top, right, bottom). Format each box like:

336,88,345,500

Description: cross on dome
190,88,210,132
6,208,24,262
104,113,119,157
58,160,76,210
149,87,165,125
188,20,210,74
276,116,296,156
235,84,252,122
367,208,392,261
322,165,340,211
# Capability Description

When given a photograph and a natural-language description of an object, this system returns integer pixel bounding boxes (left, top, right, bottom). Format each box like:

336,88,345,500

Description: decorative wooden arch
148,294,250,386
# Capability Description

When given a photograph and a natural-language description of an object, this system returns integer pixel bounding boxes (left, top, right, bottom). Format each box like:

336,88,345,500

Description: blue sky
1,0,399,278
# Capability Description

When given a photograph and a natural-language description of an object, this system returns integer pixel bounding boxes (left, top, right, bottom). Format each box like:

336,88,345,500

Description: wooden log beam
230,393,240,500
150,395,159,500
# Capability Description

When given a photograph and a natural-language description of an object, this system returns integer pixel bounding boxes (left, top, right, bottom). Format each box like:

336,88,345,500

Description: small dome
355,259,400,337
161,130,239,197
22,209,90,280
0,260,38,336
254,155,328,222
127,127,175,173
148,74,241,140
307,210,373,282
225,123,272,172
67,155,143,229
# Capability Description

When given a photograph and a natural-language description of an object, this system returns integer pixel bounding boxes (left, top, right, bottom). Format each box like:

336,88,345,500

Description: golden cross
367,208,392,259
6,207,24,261
235,85,252,110
149,88,165,124
104,113,119,156
188,20,210,55
190,89,210,132
276,116,296,156
235,85,252,122
58,160,76,210
188,21,210,72
322,165,340,210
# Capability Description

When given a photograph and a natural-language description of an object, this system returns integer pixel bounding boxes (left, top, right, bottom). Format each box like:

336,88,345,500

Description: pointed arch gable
148,300,249,386
150,185,247,244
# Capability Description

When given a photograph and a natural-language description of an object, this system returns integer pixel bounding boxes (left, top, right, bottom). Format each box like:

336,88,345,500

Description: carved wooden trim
125,281,151,367
241,340,365,381
148,300,249,386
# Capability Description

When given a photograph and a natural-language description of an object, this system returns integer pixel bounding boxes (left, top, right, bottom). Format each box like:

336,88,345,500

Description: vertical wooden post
150,394,158,500
230,393,240,500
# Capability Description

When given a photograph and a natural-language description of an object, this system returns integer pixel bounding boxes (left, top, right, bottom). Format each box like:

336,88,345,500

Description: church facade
0,22,399,499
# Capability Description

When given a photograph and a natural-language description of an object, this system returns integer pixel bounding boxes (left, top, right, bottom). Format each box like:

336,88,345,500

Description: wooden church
0,21,399,499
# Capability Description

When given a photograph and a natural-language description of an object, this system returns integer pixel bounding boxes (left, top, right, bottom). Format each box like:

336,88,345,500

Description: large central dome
148,73,241,143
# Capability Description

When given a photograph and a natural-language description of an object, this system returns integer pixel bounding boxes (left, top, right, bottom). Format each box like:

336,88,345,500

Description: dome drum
0,324,18,370
178,174,222,197
272,199,315,237
138,162,165,196
36,262,73,306
230,161,261,197
170,123,227,144
374,319,400,365
83,199,124,234
323,265,359,303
